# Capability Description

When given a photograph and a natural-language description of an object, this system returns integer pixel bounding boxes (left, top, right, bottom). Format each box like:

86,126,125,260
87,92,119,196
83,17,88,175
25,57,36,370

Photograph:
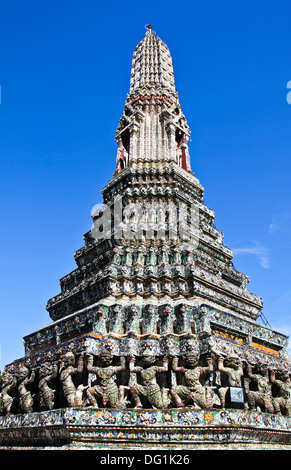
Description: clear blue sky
0,0,291,368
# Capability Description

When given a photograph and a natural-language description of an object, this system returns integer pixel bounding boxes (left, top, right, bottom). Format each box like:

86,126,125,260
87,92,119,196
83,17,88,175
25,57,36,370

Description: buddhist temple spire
2,28,291,450
115,28,192,173
130,26,177,95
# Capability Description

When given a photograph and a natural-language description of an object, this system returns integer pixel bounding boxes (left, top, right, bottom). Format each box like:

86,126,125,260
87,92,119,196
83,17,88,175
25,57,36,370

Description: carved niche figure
85,349,127,409
17,366,35,413
1,372,17,415
38,362,58,410
113,246,122,265
142,305,158,335
129,345,169,409
171,353,216,409
272,367,291,416
198,305,211,336
126,306,140,334
59,351,85,407
217,353,244,408
246,360,274,414
135,245,146,265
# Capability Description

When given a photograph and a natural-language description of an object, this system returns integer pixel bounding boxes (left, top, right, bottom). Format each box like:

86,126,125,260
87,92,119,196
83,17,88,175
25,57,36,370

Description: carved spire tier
115,29,192,173
130,29,177,94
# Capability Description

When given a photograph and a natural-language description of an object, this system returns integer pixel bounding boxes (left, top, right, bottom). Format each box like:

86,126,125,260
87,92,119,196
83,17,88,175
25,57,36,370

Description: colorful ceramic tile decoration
1,26,291,449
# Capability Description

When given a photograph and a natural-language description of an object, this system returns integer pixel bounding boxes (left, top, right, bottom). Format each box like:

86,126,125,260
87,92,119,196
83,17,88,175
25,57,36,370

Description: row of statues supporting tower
2,348,291,417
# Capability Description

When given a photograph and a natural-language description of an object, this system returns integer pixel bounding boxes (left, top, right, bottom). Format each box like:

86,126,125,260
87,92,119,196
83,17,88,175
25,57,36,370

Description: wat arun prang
1,26,291,450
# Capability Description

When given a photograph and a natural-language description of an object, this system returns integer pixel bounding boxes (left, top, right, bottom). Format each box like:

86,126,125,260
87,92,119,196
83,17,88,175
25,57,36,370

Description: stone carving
1,372,17,415
129,346,169,409
217,353,244,408
85,349,127,409
59,351,85,407
2,350,291,416
272,367,291,416
38,362,58,410
246,360,275,414
17,366,35,414
197,305,211,337
171,353,217,409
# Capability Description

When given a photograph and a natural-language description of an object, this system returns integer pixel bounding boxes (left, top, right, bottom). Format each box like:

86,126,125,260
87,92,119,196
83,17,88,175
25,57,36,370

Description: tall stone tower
1,27,291,450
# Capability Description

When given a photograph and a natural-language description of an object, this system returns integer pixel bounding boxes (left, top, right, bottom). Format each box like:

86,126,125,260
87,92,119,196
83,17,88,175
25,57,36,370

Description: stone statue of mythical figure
129,345,169,409
272,367,291,416
17,365,35,413
85,349,127,408
246,360,274,414
59,351,85,407
38,362,58,410
198,305,211,336
217,353,244,408
1,371,17,415
170,353,216,409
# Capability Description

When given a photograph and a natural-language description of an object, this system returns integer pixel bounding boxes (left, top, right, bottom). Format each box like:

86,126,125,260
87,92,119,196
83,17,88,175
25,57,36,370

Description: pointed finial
145,24,155,36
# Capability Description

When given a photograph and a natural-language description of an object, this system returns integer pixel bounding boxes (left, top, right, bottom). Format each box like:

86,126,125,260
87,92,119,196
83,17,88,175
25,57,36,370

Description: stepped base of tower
0,408,291,450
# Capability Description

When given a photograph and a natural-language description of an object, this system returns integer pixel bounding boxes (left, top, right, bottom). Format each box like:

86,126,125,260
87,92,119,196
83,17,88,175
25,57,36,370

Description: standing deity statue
136,245,146,265
126,306,140,334
38,362,58,410
1,372,17,415
85,350,127,409
271,367,291,416
159,244,170,264
171,354,216,409
246,360,274,414
198,306,211,336
59,351,85,407
217,353,244,408
173,246,182,264
129,346,169,409
112,246,122,265
17,366,35,413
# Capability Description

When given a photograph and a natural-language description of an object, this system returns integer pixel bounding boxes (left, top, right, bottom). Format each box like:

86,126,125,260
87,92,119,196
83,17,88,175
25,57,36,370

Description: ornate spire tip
145,24,155,36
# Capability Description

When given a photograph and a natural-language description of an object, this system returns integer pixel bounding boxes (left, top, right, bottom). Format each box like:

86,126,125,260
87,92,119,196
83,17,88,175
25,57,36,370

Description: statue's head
141,342,156,366
141,354,156,366
17,365,30,380
2,372,15,386
224,353,241,369
147,306,156,315
99,347,113,366
62,352,75,366
199,306,208,315
39,361,54,378
163,305,172,314
184,353,199,368
255,360,269,375
276,367,290,381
